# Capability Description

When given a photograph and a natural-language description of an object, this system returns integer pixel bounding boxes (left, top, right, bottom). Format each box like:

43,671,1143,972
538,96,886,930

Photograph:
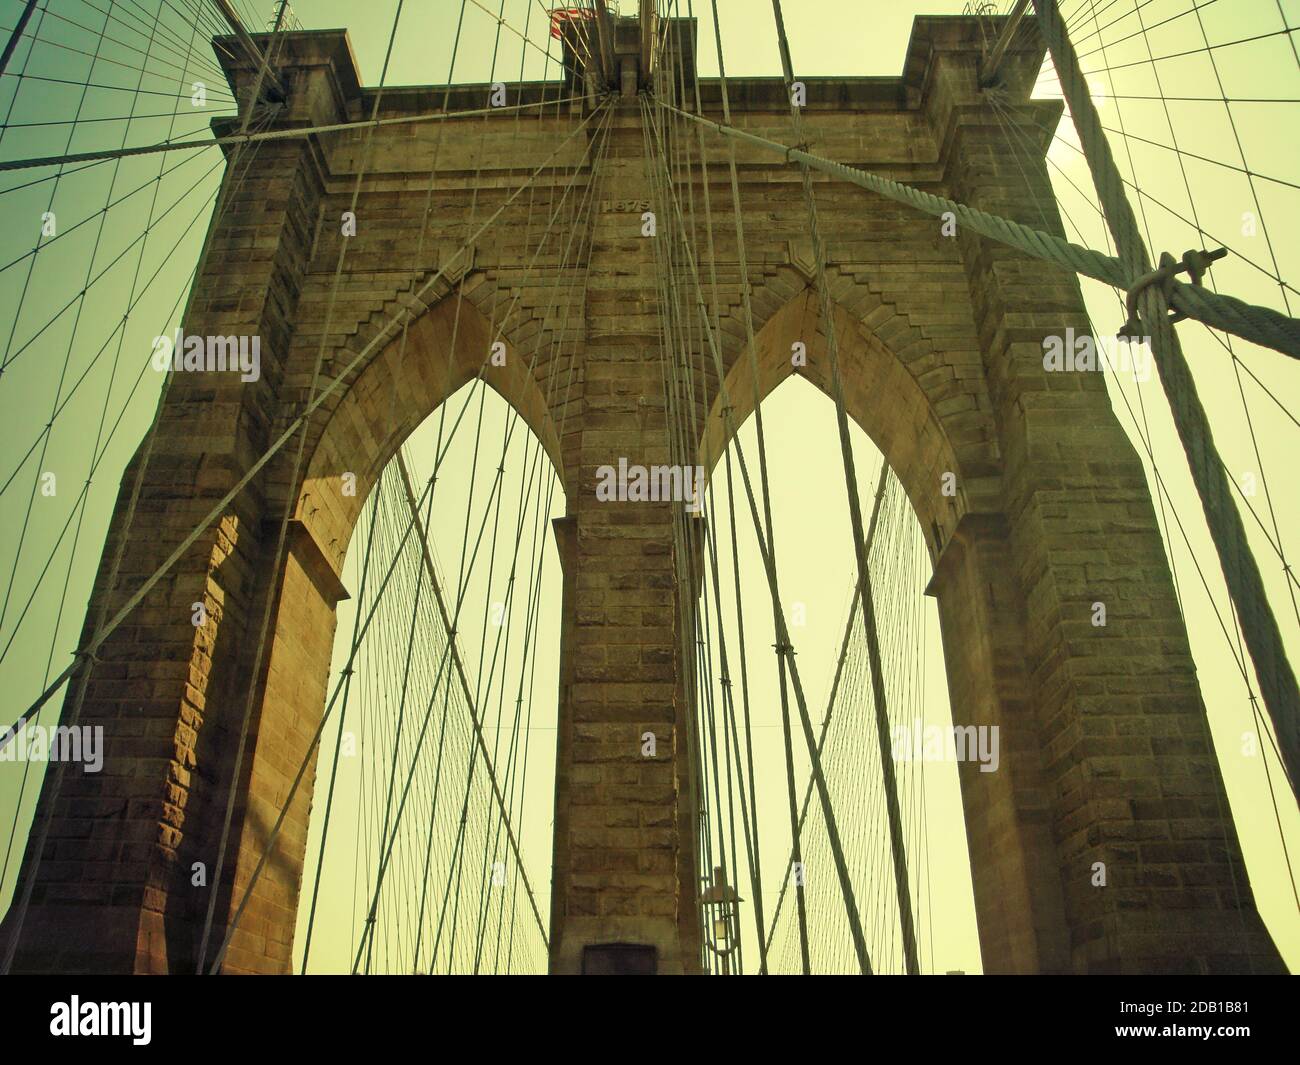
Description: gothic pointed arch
698,271,1001,558
296,280,566,573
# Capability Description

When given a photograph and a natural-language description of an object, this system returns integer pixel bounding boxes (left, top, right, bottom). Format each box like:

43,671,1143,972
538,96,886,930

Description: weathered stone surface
0,15,1282,976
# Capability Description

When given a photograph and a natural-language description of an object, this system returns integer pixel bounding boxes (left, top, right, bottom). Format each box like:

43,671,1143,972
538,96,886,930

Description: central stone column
547,97,702,975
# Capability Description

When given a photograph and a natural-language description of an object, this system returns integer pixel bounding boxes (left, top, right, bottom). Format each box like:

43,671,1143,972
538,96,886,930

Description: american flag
549,7,597,39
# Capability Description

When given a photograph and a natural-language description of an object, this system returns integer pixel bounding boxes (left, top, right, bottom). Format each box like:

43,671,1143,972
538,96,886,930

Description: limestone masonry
0,14,1283,975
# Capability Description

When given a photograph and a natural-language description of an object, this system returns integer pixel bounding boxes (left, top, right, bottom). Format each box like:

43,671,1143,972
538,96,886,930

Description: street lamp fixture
699,865,742,973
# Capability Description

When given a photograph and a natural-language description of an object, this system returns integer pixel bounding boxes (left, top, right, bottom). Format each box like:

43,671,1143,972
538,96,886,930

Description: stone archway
0,277,568,975
3,13,1284,976
696,261,1281,972
210,289,567,974
296,287,565,574
698,277,1069,973
698,280,979,555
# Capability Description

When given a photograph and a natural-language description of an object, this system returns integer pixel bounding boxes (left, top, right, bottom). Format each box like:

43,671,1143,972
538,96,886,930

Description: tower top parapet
556,10,697,97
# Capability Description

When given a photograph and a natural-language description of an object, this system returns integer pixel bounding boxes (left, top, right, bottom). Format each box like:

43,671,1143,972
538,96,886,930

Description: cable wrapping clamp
1119,247,1227,340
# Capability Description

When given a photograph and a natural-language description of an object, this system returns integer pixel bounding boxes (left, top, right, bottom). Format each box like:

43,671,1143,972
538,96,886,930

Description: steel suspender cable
0,105,605,754
643,91,875,976
196,0,412,973
394,452,549,965
0,1,40,78
770,0,918,976
764,465,889,957
703,0,774,972
1033,0,1300,798
299,474,383,973
219,100,613,973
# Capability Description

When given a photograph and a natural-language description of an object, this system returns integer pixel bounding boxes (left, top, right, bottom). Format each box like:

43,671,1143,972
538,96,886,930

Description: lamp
699,865,742,974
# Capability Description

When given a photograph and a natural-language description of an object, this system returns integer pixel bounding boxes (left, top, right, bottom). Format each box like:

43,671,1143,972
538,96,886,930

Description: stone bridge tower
1,14,1283,975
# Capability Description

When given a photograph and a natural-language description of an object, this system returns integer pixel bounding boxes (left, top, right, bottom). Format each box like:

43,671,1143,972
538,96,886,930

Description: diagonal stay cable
0,92,589,173
765,465,889,954
769,0,918,974
217,98,614,972
1033,0,1300,802
394,96,615,972
0,103,606,755
0,97,279,977
655,99,1300,361
643,90,873,975
207,460,451,972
